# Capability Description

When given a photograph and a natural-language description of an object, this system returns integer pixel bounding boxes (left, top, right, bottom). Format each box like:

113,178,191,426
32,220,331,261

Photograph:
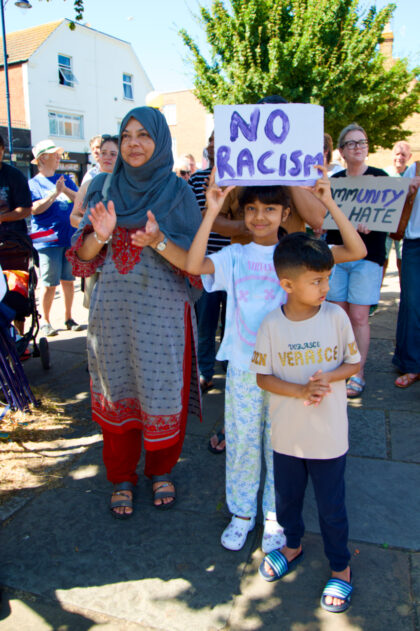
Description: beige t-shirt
250,302,360,459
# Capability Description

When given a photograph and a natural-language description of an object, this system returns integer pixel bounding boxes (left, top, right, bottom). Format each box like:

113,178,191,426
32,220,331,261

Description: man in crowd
189,132,230,395
386,141,412,177
81,134,102,184
189,131,228,454
29,140,80,336
382,141,413,286
0,134,33,336
393,156,420,388
190,137,230,361
174,155,192,181
0,134,32,238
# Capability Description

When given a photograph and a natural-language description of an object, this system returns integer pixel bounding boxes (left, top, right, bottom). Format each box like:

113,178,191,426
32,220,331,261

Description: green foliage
179,0,420,149
43,1,84,29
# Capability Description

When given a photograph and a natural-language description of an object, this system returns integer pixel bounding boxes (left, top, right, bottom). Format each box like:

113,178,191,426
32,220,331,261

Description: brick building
160,90,213,168
369,24,419,168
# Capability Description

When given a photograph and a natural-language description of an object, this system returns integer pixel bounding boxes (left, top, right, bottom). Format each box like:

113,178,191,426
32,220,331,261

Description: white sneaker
221,515,256,551
262,518,286,554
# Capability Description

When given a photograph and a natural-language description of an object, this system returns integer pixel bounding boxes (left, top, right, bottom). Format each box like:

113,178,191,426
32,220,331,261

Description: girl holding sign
134,166,365,552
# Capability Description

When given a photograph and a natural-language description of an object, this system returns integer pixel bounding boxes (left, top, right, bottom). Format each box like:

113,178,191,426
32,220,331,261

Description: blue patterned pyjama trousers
225,364,276,519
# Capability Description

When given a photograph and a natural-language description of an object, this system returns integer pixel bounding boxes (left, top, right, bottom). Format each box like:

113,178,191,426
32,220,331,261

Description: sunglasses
180,170,191,176
101,135,119,142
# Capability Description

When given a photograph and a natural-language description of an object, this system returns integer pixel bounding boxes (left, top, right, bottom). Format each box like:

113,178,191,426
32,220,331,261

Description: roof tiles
0,20,63,67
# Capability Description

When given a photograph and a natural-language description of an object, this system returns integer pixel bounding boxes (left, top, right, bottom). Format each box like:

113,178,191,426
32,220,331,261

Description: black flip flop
208,431,226,454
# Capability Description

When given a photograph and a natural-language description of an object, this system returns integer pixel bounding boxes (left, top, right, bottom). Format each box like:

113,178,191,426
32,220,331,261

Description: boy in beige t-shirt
251,232,360,614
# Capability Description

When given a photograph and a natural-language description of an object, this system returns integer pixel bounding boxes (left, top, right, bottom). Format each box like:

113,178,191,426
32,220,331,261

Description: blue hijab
82,107,201,250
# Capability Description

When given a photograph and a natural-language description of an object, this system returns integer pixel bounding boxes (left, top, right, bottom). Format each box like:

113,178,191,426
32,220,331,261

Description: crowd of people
0,99,419,615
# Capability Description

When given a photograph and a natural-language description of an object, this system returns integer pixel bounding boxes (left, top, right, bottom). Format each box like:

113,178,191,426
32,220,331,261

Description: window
58,54,77,87
49,112,84,139
123,73,133,100
163,104,177,126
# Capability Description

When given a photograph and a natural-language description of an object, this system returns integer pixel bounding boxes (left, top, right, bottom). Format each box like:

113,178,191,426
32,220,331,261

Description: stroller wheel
39,337,50,370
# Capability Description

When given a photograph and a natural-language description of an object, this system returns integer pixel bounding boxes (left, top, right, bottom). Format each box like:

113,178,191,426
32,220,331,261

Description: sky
3,0,419,93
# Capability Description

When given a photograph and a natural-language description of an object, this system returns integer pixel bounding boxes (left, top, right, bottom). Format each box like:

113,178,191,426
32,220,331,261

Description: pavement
0,257,419,631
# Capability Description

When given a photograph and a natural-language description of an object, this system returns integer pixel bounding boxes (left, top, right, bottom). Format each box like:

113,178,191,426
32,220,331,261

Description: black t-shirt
0,162,32,236
327,166,388,266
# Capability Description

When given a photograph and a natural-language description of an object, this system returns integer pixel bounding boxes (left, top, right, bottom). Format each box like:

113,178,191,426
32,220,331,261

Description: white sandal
221,515,255,551
262,518,286,553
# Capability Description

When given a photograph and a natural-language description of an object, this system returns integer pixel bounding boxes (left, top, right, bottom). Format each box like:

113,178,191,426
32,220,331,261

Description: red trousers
102,418,188,485
102,311,192,485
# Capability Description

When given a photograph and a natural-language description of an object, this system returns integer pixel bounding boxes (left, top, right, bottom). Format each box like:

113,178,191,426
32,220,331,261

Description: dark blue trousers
273,451,350,572
195,289,226,382
393,237,420,373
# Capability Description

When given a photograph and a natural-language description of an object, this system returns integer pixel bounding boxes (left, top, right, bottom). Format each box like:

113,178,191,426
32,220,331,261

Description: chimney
380,22,394,70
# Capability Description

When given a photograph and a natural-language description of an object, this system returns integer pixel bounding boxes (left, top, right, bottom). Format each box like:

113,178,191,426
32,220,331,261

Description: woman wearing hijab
67,107,202,518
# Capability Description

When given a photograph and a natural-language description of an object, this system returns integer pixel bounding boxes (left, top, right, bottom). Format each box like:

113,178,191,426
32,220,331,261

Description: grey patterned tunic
68,226,201,451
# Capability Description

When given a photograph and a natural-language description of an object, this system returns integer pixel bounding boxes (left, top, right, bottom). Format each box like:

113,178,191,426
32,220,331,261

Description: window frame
48,111,84,139
58,54,77,88
122,73,133,100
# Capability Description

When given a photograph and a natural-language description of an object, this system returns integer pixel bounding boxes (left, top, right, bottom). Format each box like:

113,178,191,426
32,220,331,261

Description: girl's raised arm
304,166,367,264
185,169,234,276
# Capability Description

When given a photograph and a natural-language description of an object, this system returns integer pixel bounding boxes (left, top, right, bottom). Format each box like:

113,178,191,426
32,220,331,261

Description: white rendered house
0,19,153,179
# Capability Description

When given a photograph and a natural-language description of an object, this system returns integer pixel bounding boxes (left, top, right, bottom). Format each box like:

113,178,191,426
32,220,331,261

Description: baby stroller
0,297,39,413
0,228,50,370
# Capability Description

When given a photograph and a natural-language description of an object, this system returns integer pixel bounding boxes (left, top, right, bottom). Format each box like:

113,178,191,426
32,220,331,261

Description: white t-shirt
250,301,360,459
81,165,100,186
404,163,420,239
202,242,287,370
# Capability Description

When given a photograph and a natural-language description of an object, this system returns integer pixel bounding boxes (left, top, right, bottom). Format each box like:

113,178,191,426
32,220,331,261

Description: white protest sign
214,103,324,187
323,176,410,232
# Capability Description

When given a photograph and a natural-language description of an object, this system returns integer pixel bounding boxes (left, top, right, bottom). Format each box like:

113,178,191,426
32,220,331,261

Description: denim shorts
38,246,75,287
327,259,382,305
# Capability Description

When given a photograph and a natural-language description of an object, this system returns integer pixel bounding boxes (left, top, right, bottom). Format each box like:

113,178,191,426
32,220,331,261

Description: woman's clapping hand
131,210,162,249
88,200,117,242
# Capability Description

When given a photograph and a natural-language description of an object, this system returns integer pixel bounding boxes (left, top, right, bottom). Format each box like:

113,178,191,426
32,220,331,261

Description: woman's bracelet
93,232,112,245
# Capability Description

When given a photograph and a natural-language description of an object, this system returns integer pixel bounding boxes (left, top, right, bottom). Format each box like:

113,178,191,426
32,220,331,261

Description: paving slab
302,457,420,550
390,411,420,463
229,534,414,631
360,368,420,411
365,337,396,372
348,408,387,458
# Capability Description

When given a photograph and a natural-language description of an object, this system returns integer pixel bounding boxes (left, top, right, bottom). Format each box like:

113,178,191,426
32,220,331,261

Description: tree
44,1,85,29
179,0,420,149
